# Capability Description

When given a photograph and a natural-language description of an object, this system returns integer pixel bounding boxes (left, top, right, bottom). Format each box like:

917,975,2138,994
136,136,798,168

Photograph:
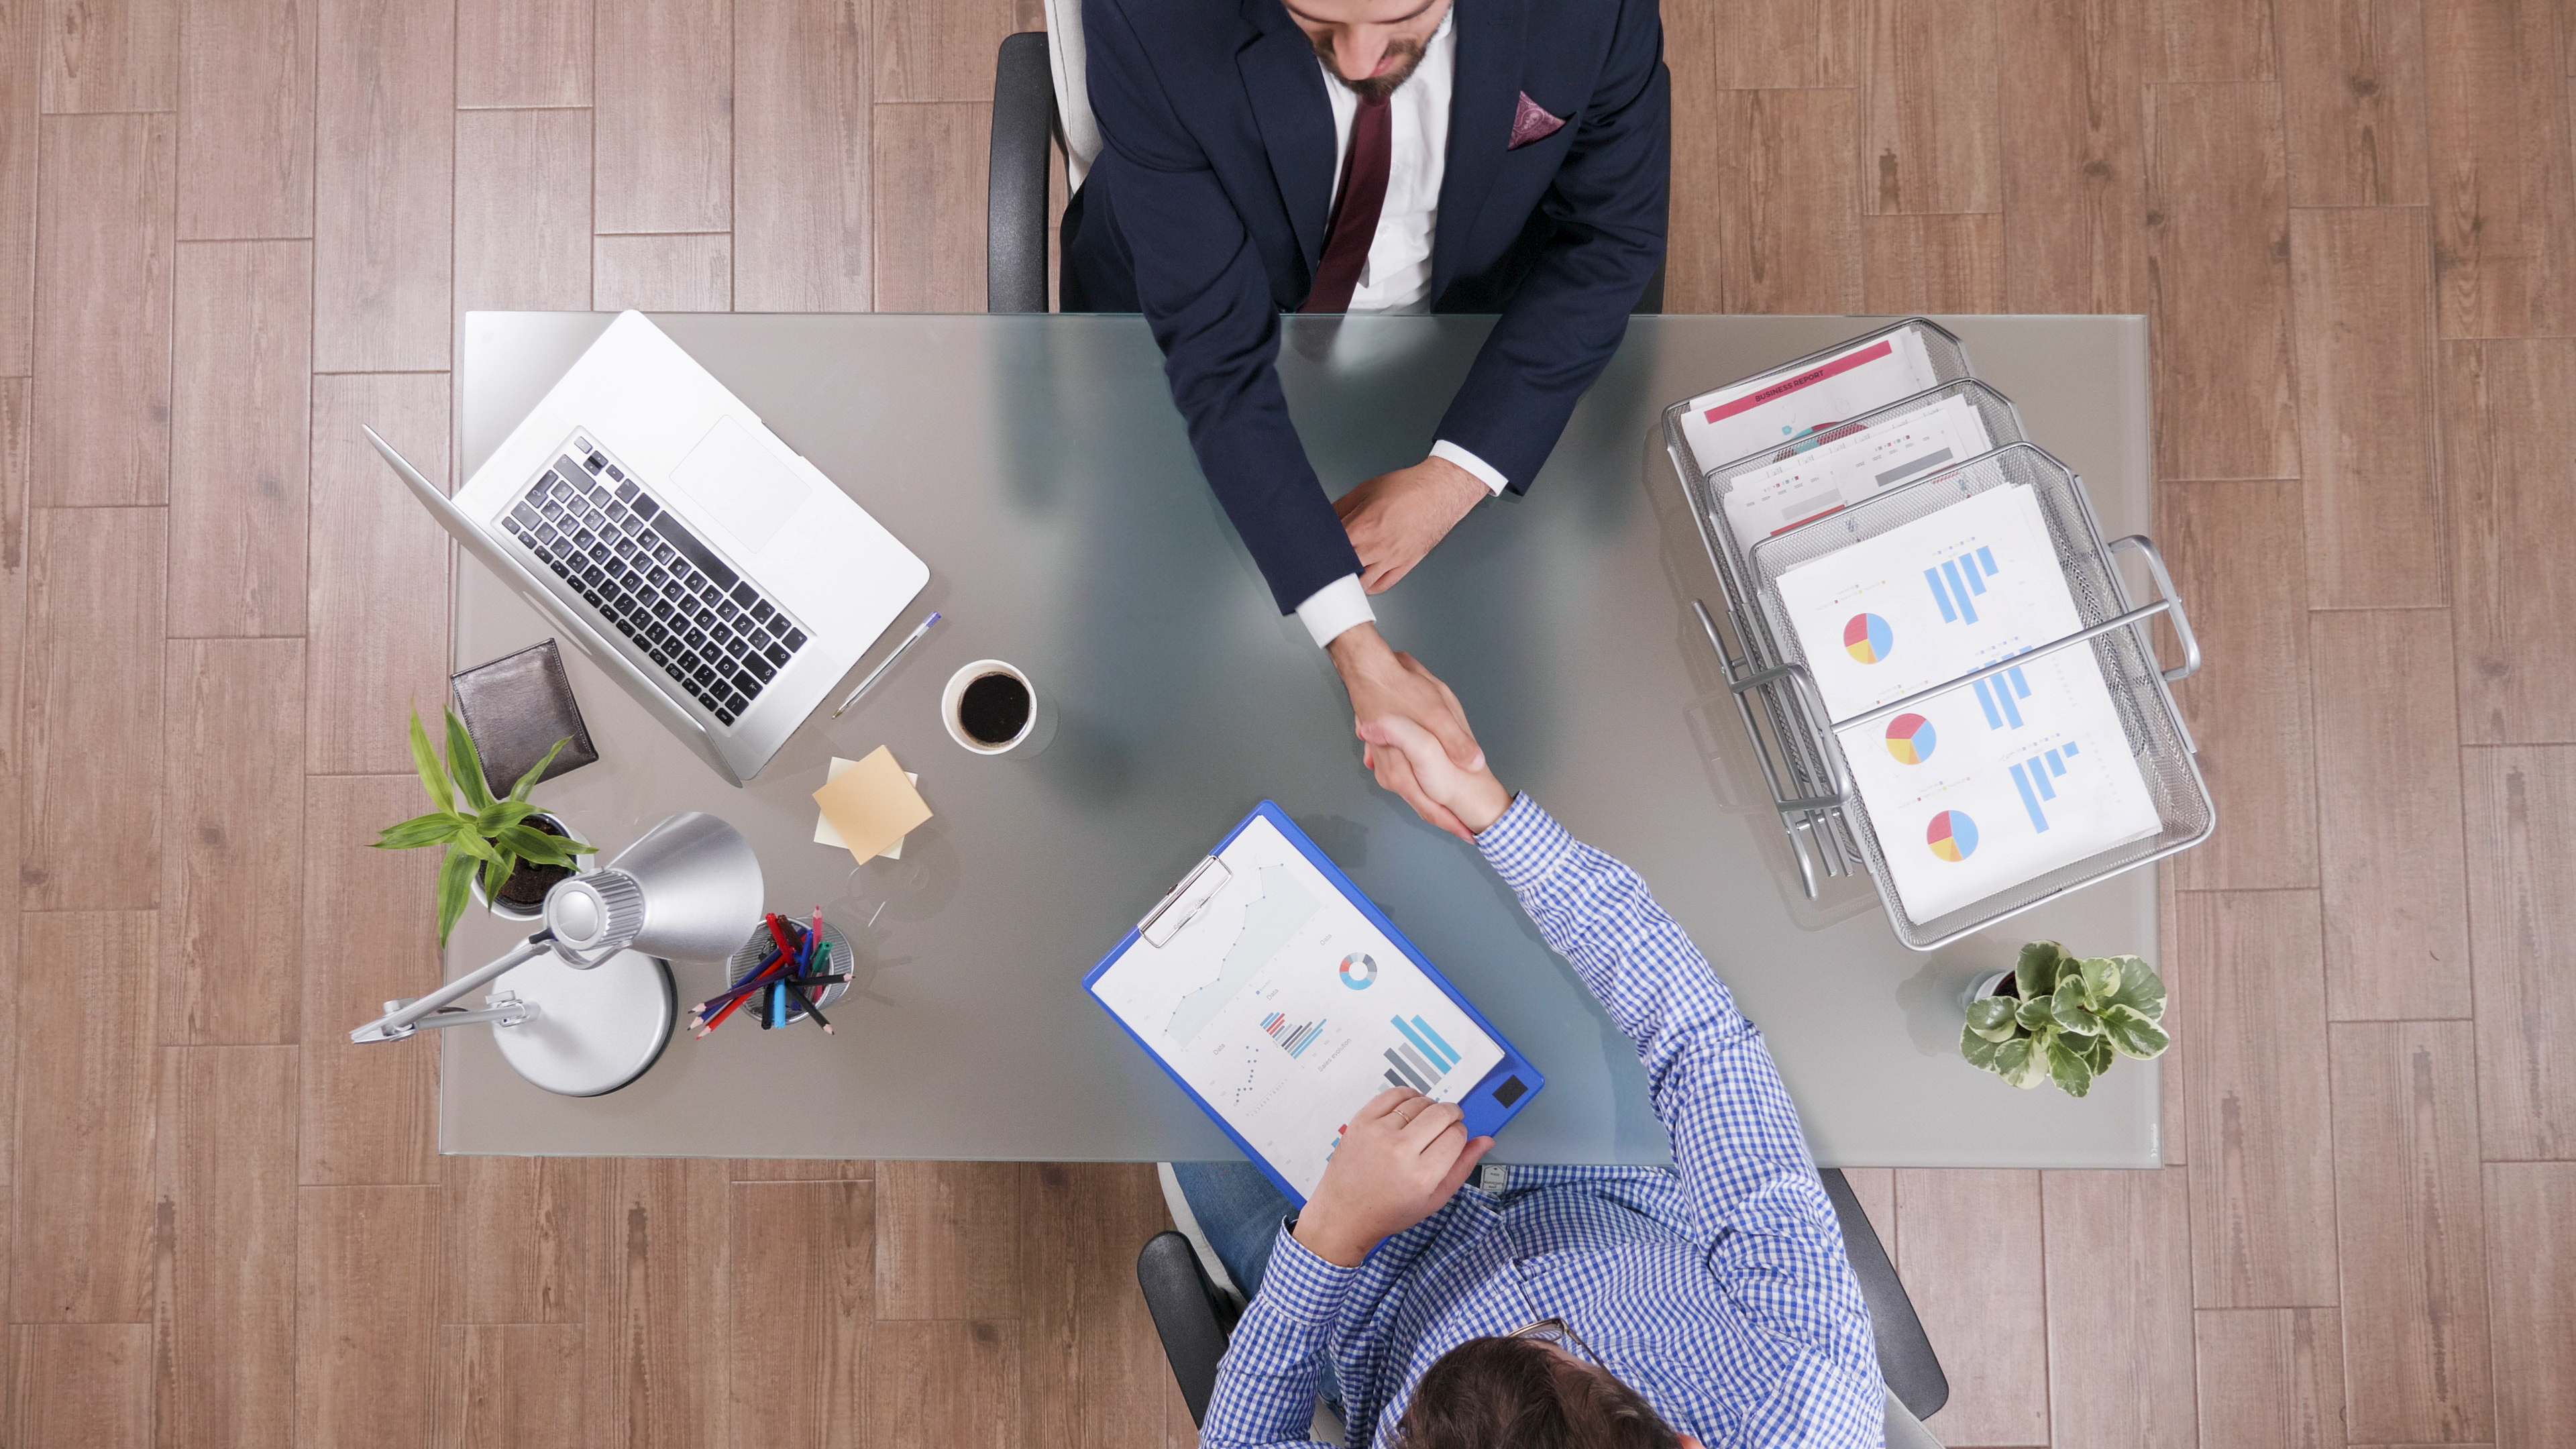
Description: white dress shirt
1295,7,1509,648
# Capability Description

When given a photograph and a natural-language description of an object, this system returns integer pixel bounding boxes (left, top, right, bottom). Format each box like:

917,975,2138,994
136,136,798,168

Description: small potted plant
1960,941,2169,1098
374,708,597,944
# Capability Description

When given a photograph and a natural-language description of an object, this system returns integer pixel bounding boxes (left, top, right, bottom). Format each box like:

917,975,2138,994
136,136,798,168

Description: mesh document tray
1657,323,1988,887
1743,443,2213,949
1697,378,2029,691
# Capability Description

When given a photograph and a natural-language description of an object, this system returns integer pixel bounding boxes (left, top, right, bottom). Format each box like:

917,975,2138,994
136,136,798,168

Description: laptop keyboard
498,433,810,728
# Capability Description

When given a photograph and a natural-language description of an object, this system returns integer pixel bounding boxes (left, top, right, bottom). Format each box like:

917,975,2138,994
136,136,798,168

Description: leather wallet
451,640,600,796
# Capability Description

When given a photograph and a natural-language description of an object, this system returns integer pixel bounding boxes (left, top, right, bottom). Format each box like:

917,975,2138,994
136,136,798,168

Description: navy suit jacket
1063,0,1670,614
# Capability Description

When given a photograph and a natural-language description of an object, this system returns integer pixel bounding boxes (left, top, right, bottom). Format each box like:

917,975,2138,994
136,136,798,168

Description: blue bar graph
2010,760,2052,833
1400,1015,1461,1069
2010,746,2079,833
1925,546,2002,625
1972,670,2027,730
1941,560,1978,622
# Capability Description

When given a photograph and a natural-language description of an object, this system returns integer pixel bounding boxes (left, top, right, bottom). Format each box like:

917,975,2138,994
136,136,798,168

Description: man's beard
1316,34,1428,102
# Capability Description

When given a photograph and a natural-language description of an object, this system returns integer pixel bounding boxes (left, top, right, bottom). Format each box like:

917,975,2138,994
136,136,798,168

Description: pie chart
1843,612,1894,664
1927,810,1979,862
1885,712,1937,764
1338,953,1378,989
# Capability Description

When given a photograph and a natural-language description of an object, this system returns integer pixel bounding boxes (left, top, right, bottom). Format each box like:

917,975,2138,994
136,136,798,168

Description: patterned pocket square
1507,91,1567,149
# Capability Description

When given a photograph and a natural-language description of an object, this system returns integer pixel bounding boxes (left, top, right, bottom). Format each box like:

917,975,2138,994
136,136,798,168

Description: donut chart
1843,612,1894,663
1337,953,1378,989
1927,810,1979,862
1885,712,1937,764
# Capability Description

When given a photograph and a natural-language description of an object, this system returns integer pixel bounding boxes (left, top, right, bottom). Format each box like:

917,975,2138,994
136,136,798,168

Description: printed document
1677,327,1940,472
1768,486,2161,920
1717,392,1993,552
1089,816,1503,1197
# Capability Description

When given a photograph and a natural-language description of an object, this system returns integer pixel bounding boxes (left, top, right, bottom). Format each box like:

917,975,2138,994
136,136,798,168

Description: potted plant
374,708,597,944
1960,941,2169,1098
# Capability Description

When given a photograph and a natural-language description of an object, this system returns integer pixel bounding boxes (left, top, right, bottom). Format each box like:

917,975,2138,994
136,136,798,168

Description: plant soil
498,815,577,905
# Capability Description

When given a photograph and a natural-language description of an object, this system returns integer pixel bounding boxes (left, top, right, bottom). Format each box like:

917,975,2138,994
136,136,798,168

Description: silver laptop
367,311,930,786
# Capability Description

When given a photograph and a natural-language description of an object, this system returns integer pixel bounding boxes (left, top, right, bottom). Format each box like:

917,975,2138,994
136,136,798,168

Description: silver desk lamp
350,812,763,1096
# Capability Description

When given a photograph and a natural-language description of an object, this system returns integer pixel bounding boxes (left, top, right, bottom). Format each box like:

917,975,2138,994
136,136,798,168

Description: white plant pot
1960,967,2015,1014
470,810,580,922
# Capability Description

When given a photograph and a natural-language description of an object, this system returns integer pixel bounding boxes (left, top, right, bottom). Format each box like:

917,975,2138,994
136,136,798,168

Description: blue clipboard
1083,800,1544,1205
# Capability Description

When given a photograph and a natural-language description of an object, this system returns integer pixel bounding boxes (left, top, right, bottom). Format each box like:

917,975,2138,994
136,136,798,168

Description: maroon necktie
1302,95,1392,313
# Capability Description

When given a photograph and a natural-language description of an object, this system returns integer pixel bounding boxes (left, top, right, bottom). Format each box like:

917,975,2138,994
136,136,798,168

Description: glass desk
441,311,2163,1168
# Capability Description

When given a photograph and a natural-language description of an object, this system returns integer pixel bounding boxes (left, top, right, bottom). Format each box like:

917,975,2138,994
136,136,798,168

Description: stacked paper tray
1660,321,2212,949
1662,320,1981,892
1690,377,2031,881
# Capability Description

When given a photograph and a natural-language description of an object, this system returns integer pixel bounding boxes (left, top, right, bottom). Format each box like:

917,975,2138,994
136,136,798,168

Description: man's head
1397,1336,1708,1449
1282,0,1454,102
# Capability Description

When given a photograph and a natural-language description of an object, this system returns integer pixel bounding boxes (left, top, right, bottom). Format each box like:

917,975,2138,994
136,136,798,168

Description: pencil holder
722,917,852,1028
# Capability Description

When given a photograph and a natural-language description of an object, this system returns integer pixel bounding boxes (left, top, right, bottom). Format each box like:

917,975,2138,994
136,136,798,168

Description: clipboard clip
1140,855,1232,947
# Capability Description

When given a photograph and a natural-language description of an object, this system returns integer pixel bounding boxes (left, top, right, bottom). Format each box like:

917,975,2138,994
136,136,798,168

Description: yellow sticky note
811,746,932,865
814,759,920,859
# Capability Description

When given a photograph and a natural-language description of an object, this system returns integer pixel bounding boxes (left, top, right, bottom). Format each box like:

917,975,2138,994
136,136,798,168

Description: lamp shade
544,812,763,967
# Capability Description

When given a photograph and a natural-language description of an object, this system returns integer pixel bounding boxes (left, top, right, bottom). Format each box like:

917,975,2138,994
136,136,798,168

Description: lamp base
488,948,675,1096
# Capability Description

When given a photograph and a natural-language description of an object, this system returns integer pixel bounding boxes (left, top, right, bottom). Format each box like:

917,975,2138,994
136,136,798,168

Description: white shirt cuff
1431,439,1509,494
1294,574,1376,648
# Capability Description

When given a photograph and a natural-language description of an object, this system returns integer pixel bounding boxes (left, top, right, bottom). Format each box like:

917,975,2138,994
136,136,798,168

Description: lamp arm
351,933,554,1043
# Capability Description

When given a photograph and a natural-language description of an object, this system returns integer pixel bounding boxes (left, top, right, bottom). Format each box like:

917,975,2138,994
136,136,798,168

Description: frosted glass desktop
443,311,2165,1169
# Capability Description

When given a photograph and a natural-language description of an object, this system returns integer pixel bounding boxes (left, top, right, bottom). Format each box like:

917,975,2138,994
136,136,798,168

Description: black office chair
987,31,1058,314
1136,1167,1948,1440
984,31,1666,315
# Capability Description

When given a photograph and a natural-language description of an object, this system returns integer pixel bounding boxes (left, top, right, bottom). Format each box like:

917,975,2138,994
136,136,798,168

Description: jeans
1172,1161,1344,1413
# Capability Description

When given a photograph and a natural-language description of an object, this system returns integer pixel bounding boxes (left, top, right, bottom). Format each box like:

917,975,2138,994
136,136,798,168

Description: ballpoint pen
833,612,941,716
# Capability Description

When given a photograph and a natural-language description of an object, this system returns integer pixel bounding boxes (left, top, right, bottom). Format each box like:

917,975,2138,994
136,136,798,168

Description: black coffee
959,672,1032,745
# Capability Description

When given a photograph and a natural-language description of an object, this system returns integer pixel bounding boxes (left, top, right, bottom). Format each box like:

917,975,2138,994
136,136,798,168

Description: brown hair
1395,1336,1682,1449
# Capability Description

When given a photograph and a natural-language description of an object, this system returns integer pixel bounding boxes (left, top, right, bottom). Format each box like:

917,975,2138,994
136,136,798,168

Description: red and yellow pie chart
1885,712,1937,764
1927,810,1978,862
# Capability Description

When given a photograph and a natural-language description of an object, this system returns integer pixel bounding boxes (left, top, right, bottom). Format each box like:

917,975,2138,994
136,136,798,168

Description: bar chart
1925,544,2000,623
1381,1014,1465,1091
2008,743,2082,833
1972,664,2033,730
1261,1012,1326,1059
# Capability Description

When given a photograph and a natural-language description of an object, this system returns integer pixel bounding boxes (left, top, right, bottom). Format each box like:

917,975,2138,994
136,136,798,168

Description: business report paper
1088,816,1503,1198
1677,327,1940,472
1768,484,2081,719
1717,392,1994,551
1767,485,2161,920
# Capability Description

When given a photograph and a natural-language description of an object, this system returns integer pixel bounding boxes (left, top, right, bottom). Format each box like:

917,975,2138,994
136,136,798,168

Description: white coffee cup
940,659,1056,756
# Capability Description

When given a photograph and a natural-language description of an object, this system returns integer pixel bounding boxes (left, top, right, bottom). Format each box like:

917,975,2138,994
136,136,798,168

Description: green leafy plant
1962,941,2169,1098
374,708,595,945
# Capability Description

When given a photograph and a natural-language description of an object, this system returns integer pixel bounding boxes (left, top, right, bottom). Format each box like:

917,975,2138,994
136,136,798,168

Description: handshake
1324,624,1513,841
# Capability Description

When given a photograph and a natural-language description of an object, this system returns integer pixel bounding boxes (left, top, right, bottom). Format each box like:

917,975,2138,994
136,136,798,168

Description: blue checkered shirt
1200,796,1886,1448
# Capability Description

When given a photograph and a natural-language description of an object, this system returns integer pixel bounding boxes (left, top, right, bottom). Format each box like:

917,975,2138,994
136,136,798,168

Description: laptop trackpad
667,417,810,555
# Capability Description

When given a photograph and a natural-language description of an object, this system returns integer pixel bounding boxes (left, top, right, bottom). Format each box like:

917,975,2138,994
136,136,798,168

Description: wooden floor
1,0,2571,1443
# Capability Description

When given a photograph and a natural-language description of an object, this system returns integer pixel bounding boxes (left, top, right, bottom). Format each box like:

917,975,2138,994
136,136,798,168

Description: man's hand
1334,456,1490,594
1328,625,1484,839
1293,1088,1495,1268
1357,712,1512,835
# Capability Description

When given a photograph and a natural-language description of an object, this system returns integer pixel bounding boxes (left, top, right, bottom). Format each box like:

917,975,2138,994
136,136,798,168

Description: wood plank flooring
4,0,2569,1443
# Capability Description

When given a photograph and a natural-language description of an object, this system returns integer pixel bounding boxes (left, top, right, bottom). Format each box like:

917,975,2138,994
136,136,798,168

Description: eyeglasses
1505,1316,1602,1368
